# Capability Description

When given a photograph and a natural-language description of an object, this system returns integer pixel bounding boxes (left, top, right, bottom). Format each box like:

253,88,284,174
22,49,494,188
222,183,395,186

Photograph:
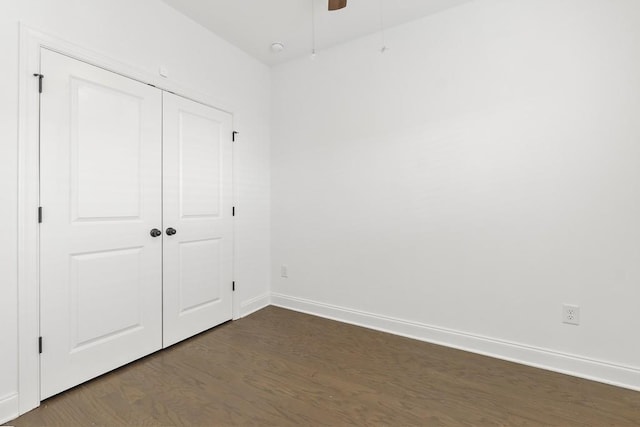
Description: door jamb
17,24,241,416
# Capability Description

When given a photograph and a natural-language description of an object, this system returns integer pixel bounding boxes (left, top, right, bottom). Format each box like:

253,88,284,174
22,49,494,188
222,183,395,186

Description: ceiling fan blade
328,0,347,11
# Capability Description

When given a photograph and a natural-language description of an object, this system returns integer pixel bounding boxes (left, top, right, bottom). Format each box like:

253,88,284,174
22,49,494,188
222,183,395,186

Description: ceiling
161,0,473,66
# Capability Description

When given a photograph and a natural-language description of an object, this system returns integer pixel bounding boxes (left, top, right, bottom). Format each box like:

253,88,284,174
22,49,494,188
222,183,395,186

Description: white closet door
162,92,234,347
39,49,163,399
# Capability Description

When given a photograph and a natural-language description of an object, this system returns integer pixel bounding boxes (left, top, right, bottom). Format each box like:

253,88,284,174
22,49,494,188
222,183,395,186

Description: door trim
17,24,240,416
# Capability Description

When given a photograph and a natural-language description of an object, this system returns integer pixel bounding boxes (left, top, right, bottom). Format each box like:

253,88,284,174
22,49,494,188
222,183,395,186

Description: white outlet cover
280,264,288,278
563,304,580,325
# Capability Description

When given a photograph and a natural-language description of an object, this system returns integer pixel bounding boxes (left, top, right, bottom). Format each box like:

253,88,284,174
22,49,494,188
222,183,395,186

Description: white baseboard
271,293,640,392
240,293,271,318
0,392,19,425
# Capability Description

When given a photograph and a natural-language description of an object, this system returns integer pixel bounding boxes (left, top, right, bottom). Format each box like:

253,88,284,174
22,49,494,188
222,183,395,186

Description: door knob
150,228,162,237
166,227,177,236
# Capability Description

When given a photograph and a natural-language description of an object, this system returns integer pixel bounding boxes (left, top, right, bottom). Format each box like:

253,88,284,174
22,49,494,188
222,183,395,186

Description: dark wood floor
7,306,640,426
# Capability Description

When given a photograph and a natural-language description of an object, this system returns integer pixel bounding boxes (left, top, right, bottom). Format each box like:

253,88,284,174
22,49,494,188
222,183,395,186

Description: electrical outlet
562,304,580,325
280,264,288,278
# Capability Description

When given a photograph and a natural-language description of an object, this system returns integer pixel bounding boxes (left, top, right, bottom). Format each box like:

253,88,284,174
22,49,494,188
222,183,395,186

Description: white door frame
17,24,240,416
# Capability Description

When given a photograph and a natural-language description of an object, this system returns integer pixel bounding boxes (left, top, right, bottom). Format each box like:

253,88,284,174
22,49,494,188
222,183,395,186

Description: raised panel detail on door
163,92,233,347
39,49,162,399
72,79,143,221
179,112,221,218
179,238,222,314
70,247,143,350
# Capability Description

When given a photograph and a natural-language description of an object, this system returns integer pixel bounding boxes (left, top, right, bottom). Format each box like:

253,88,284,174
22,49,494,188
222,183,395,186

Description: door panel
163,92,233,347
179,238,222,313
72,79,143,220
39,49,163,399
179,112,222,217
71,247,144,349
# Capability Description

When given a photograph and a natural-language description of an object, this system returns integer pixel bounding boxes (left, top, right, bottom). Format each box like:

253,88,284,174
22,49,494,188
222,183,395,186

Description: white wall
271,0,640,389
0,0,270,422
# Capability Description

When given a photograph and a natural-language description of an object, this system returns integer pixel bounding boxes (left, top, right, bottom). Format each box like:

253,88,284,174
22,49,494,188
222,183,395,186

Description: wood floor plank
6,306,640,426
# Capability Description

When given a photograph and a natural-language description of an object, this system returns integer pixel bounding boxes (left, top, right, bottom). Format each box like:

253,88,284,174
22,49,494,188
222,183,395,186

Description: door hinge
232,281,235,291
38,337,43,354
38,207,43,223
33,73,44,93
232,131,239,142
232,206,235,217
